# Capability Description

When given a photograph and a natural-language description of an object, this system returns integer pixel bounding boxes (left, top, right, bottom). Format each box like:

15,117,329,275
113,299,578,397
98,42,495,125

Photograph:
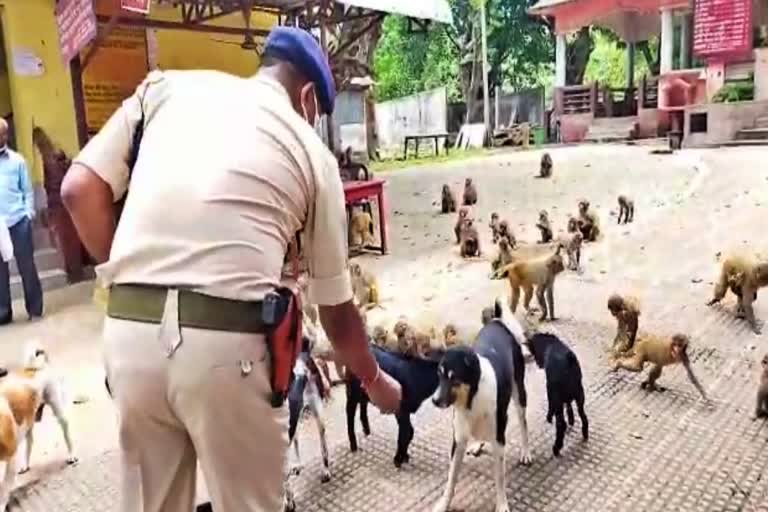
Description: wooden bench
403,133,450,160
343,179,388,255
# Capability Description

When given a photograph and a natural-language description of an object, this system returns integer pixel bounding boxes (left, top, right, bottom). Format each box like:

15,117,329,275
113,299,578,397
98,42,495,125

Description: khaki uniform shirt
74,69,352,306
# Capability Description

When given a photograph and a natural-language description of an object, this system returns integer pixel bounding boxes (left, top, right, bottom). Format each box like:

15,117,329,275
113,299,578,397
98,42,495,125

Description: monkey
752,353,768,420
612,333,708,401
537,152,553,178
567,215,579,234
491,236,516,274
617,195,635,224
536,210,553,244
607,294,640,356
350,262,380,311
338,146,369,181
577,200,600,242
707,254,768,334
454,206,470,245
443,324,461,347
557,231,583,271
350,207,375,248
441,184,457,214
459,218,481,258
481,307,494,326
462,177,477,206
489,212,500,243
498,247,566,321
392,319,432,357
371,324,398,351
497,220,516,248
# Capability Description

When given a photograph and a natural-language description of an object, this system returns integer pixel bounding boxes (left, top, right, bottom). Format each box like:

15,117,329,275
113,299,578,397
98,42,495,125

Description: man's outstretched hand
365,369,402,415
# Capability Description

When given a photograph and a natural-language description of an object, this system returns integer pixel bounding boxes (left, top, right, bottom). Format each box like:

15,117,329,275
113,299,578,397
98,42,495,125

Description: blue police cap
263,26,336,115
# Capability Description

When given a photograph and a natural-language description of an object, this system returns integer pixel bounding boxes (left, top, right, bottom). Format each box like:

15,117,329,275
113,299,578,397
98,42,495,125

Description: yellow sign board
81,25,148,135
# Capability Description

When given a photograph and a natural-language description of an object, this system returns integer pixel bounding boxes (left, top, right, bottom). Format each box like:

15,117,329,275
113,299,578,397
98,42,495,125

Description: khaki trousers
103,297,288,512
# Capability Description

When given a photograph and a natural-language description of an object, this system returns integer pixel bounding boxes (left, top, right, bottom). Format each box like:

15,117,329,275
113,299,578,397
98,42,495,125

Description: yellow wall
0,0,80,184
0,23,12,117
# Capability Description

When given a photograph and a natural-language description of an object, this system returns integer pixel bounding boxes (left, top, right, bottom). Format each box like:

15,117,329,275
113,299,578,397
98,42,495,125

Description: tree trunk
329,11,384,160
459,19,483,124
637,40,660,76
566,27,594,85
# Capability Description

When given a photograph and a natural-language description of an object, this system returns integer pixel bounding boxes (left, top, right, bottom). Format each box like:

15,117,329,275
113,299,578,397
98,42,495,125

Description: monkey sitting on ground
350,262,380,311
707,254,768,334
498,247,566,321
557,232,583,271
607,294,640,356
612,333,708,400
497,220,516,248
536,210,553,244
491,236,515,274
537,152,553,178
567,215,579,234
459,219,481,258
462,178,477,206
577,200,600,242
454,207,470,244
350,207,375,248
617,195,635,224
752,353,768,420
489,212,500,243
441,184,457,214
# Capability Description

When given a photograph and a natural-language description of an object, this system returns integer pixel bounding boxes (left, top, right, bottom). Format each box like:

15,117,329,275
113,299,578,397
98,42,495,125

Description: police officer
62,27,401,512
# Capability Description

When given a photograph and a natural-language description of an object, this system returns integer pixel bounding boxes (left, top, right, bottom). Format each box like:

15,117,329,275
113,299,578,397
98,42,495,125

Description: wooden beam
331,12,386,58
95,14,270,36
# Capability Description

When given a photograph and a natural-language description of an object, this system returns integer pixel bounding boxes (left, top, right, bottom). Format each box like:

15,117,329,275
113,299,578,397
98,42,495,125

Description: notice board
693,0,753,61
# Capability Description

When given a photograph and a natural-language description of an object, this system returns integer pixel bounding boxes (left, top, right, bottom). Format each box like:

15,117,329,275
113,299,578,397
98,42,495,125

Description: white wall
375,87,448,152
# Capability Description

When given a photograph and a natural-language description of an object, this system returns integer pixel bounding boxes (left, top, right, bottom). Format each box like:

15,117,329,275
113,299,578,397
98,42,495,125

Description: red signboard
120,0,151,14
693,0,753,61
55,0,98,63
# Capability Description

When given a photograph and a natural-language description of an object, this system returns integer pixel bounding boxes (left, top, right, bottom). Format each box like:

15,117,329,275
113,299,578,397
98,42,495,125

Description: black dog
431,299,531,512
346,345,440,467
526,332,588,457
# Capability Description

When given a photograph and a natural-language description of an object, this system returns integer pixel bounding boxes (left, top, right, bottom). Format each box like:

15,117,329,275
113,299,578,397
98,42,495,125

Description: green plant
713,81,754,103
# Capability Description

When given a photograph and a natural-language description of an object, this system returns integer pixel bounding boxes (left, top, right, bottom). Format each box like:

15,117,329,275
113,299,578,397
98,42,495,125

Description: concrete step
9,247,64,277
586,116,638,142
721,139,768,147
735,128,768,141
10,268,68,301
755,116,768,128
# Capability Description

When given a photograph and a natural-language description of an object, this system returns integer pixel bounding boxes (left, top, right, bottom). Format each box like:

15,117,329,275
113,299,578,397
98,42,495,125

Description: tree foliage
373,0,554,105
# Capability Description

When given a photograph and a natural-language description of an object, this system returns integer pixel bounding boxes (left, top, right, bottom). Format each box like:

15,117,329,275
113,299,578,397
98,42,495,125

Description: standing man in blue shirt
0,118,43,324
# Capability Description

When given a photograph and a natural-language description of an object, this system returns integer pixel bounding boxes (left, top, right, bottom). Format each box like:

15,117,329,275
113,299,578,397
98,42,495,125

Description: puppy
346,345,440,468
284,336,332,512
525,332,588,457
431,299,531,512
0,343,77,510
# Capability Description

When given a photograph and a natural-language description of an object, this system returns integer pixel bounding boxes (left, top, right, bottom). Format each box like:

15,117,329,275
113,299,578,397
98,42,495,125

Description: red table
343,179,387,254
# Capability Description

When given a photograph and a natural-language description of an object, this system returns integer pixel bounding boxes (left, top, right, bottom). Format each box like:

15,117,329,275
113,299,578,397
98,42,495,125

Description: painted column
660,8,675,74
679,13,692,69
555,33,567,87
626,42,635,88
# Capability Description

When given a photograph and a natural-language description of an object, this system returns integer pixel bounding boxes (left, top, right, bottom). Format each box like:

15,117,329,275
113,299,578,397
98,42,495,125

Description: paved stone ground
3,144,768,511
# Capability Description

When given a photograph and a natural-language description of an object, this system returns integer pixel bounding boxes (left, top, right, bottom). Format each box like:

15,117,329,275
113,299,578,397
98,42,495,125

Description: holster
264,287,303,408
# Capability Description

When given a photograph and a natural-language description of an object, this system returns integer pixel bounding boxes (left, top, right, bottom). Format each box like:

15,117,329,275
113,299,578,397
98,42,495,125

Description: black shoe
0,314,12,326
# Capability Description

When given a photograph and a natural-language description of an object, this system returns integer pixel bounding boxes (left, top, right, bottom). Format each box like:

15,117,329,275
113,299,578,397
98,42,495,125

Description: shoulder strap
127,83,151,179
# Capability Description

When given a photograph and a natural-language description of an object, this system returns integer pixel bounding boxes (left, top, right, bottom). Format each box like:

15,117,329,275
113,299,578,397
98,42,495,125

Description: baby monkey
558,232,583,271
460,219,481,258
607,294,640,355
489,212,500,243
617,195,634,224
538,152,553,178
441,184,457,214
752,353,768,420
454,207,470,244
462,178,478,206
536,210,553,243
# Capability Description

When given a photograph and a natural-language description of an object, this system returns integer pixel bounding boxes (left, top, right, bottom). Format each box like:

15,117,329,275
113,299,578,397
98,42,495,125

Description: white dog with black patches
0,343,77,510
431,298,531,512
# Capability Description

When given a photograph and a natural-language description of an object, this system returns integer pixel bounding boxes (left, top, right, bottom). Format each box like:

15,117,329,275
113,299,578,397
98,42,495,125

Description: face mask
301,86,322,132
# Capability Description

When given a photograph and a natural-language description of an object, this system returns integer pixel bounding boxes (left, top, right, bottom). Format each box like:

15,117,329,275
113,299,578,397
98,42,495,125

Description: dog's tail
23,341,49,371
492,296,527,344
